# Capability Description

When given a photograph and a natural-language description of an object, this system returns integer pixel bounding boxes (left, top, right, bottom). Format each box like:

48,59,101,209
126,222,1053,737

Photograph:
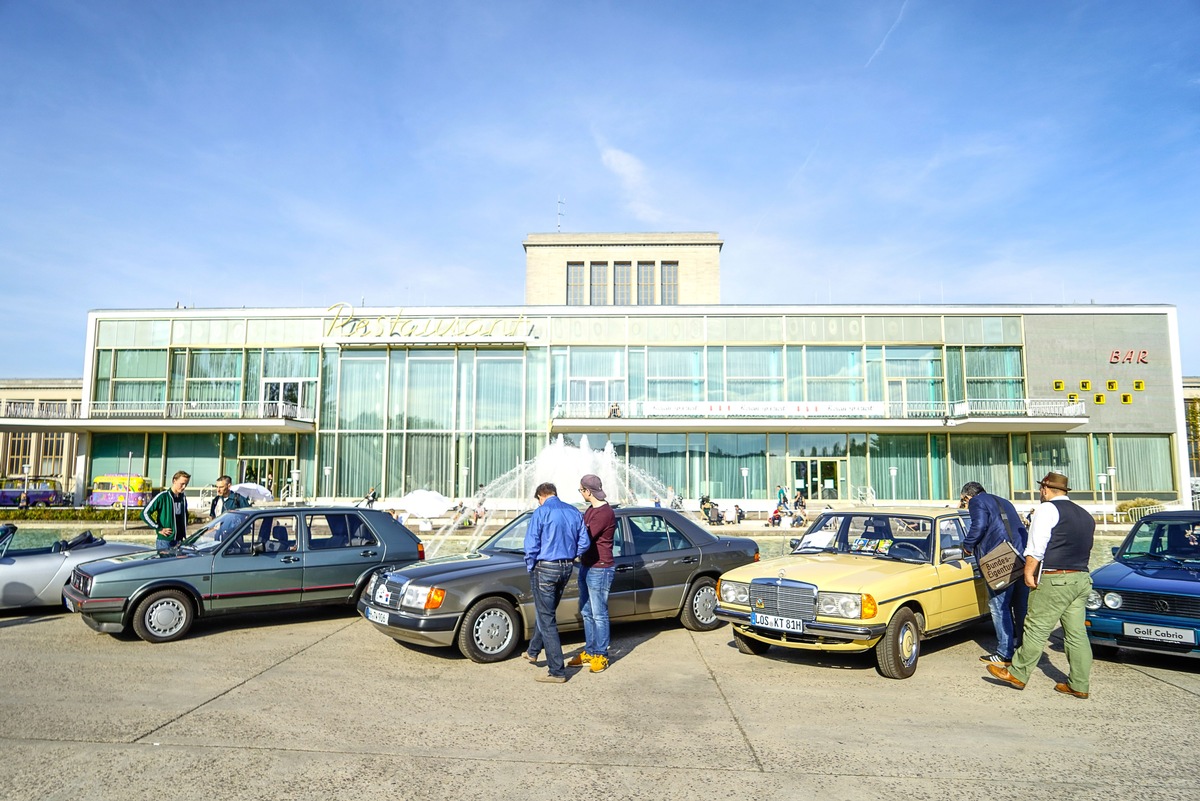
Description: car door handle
360,550,378,557
678,556,699,564
280,556,301,563
615,565,634,572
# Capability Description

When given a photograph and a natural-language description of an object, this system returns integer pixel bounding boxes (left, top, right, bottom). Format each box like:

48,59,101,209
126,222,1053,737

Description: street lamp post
1107,466,1117,521
740,466,749,500
889,465,898,501
1097,473,1108,525
22,463,31,508
323,465,332,499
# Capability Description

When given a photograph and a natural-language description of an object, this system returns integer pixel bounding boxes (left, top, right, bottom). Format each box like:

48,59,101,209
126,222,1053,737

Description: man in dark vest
987,471,1095,698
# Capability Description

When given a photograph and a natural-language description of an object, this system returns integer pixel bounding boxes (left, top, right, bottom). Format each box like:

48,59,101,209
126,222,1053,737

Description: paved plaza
1,598,1196,801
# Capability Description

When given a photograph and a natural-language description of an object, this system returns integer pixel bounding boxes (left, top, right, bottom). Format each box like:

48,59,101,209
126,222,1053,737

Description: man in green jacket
143,471,191,551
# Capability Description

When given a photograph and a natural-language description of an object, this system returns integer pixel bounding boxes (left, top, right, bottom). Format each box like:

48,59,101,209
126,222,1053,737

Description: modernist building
0,379,83,495
0,234,1191,506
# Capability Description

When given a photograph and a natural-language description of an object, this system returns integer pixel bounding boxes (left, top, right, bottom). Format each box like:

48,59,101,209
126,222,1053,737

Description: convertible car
714,508,990,679
1,523,148,610
62,507,424,642
1086,511,1200,659
359,505,760,662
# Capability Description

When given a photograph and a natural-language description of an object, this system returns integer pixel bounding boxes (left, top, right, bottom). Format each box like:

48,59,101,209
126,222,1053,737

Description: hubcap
473,608,514,654
146,598,186,637
900,623,918,666
693,586,717,623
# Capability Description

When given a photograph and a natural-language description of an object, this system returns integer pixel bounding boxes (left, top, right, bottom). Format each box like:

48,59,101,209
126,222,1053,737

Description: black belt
537,558,573,564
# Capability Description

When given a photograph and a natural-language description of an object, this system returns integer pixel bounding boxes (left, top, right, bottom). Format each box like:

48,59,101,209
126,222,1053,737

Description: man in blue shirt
523,482,590,683
961,481,1029,666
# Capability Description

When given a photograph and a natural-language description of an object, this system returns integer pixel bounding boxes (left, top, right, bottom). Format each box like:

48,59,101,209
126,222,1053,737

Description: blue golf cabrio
1086,511,1200,659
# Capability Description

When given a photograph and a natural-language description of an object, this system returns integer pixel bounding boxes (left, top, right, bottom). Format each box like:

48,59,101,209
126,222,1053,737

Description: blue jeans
578,565,615,657
987,581,1029,660
526,560,574,677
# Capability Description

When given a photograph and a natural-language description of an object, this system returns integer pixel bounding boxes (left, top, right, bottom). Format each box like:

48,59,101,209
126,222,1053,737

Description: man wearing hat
986,472,1095,698
569,474,617,673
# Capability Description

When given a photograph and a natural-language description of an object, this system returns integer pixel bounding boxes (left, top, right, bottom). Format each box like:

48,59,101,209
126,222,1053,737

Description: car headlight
401,584,446,610
1085,590,1102,610
1103,592,1123,610
365,572,382,597
718,580,750,605
816,592,862,619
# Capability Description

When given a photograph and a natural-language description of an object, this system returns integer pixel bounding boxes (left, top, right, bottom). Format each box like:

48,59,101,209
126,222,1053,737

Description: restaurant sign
325,303,536,343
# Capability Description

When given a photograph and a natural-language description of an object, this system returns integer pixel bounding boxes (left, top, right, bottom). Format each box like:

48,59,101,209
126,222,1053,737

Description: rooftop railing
553,398,1088,421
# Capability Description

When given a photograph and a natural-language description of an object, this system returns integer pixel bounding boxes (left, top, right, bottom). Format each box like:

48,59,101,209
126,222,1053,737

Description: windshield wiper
1131,552,1186,566
486,546,524,554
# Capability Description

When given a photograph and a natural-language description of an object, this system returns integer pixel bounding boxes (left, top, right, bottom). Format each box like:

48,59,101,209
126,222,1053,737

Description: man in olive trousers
987,471,1095,698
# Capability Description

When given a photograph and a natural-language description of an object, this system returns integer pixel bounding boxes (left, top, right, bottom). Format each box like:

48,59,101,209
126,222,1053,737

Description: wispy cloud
599,143,664,224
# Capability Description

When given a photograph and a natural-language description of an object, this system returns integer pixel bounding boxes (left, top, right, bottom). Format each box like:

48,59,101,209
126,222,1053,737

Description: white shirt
1024,496,1072,561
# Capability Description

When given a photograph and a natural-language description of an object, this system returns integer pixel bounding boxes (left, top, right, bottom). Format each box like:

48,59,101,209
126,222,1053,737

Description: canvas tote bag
977,506,1024,591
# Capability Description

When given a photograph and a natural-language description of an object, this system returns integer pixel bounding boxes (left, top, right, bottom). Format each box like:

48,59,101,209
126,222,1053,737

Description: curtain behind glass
872,434,928,500
265,349,318,378
476,359,522,430
407,359,454,429
1030,434,1089,491
475,433,523,487
950,435,1011,497
405,433,452,495
337,358,385,430
1113,435,1173,493
337,434,382,497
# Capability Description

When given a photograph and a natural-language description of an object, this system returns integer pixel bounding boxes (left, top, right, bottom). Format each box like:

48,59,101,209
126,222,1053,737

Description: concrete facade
523,232,722,305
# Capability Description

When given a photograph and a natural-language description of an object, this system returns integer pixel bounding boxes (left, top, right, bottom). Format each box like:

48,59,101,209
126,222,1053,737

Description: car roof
815,506,967,518
1136,511,1200,522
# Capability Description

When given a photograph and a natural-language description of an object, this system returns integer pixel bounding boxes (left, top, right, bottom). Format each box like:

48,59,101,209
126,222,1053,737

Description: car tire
456,597,520,663
733,629,771,655
679,576,722,631
131,589,194,643
875,607,921,679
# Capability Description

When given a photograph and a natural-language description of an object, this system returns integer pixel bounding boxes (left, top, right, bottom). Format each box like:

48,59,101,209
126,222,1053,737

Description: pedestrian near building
776,484,790,512
209,475,250,519
522,482,590,683
960,481,1029,665
986,472,1095,698
569,474,617,673
144,471,191,551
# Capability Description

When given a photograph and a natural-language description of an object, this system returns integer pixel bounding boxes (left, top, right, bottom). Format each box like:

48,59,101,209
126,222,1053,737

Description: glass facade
77,308,1182,505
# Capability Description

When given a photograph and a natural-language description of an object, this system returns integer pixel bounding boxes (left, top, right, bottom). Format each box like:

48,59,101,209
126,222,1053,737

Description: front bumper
1086,612,1200,658
357,598,460,648
62,585,128,633
714,604,887,650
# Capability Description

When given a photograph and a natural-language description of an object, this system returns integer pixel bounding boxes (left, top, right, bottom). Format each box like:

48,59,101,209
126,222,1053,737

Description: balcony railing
2,400,82,419
87,401,316,422
553,398,1087,421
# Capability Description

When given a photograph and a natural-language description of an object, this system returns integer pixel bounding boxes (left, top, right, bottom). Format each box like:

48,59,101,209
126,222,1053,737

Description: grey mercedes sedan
358,506,760,662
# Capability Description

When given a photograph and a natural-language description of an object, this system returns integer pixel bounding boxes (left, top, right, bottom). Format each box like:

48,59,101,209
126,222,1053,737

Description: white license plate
367,607,389,625
753,612,804,633
1122,622,1196,645
64,597,76,613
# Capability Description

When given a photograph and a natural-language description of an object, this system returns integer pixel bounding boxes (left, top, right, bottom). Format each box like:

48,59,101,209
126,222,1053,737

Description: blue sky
1,1,1198,376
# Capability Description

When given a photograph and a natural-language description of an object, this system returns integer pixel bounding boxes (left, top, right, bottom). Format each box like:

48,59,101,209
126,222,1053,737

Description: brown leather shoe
1054,682,1089,699
986,663,1026,690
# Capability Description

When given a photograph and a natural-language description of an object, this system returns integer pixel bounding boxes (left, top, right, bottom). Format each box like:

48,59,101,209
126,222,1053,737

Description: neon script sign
325,303,535,341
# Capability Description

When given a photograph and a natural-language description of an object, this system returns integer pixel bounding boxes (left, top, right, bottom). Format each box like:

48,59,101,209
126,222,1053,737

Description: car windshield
182,512,252,554
793,513,934,563
1119,518,1200,563
477,512,532,553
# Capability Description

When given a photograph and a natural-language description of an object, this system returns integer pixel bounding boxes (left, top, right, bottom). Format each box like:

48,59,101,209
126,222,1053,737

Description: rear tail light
417,542,426,561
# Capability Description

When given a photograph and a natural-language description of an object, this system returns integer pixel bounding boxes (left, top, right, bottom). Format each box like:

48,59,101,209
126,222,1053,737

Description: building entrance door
240,457,295,500
791,458,845,501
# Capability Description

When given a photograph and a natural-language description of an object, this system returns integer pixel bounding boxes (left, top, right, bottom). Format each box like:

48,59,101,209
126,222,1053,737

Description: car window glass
307,513,375,549
483,515,530,551
938,518,964,551
796,515,843,550
626,515,690,553
188,513,249,554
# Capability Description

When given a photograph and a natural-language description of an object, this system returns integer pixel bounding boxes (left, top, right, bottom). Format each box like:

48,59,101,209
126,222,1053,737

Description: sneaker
566,651,592,667
979,653,1012,665
589,655,609,673
535,673,567,684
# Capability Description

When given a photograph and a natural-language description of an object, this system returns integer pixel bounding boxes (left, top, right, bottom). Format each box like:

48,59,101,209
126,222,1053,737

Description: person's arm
524,512,541,572
1023,502,1059,588
962,495,988,554
576,515,592,557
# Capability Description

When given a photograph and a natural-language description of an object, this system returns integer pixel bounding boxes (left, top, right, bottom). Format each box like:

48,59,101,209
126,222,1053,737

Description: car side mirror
1111,546,1119,557
941,547,964,562
251,542,266,555
788,538,802,550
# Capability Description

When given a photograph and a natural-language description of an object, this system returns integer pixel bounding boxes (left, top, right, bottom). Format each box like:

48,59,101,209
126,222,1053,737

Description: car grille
70,569,92,596
1112,591,1200,620
371,575,409,610
749,578,817,621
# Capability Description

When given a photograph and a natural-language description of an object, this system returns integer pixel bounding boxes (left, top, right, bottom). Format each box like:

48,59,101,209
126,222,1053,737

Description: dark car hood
379,549,525,583
1092,559,1200,593
80,548,206,577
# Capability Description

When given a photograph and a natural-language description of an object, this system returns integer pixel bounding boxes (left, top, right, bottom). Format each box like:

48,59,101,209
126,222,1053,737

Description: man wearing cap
986,472,1095,699
568,474,617,673
522,482,590,683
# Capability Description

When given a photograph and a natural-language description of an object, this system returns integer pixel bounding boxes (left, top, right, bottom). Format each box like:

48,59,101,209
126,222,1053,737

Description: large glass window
613,262,631,305
964,346,1025,411
336,433,382,497
6,432,31,476
637,262,655,305
725,347,783,402
805,347,864,402
337,354,385,430
1113,435,1174,494
661,262,679,305
707,434,766,500
871,434,929,500
949,434,1011,498
476,358,523,430
567,262,585,306
1029,434,1089,492
647,347,704,402
405,432,452,495
39,433,66,477
406,356,454,429
590,262,608,306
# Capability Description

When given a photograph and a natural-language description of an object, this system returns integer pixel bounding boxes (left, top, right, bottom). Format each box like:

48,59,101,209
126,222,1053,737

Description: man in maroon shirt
568,473,617,673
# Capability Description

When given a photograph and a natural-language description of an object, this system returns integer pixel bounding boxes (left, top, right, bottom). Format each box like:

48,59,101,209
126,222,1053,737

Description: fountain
422,435,680,556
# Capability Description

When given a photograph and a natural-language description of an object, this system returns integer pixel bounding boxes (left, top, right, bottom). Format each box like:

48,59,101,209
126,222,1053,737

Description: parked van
0,477,64,507
87,474,153,508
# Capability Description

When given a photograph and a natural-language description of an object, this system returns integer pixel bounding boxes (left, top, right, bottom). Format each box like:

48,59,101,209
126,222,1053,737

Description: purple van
0,477,63,507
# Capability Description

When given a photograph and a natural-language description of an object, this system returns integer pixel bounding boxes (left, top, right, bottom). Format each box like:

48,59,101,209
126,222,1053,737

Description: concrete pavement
1,600,1197,801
